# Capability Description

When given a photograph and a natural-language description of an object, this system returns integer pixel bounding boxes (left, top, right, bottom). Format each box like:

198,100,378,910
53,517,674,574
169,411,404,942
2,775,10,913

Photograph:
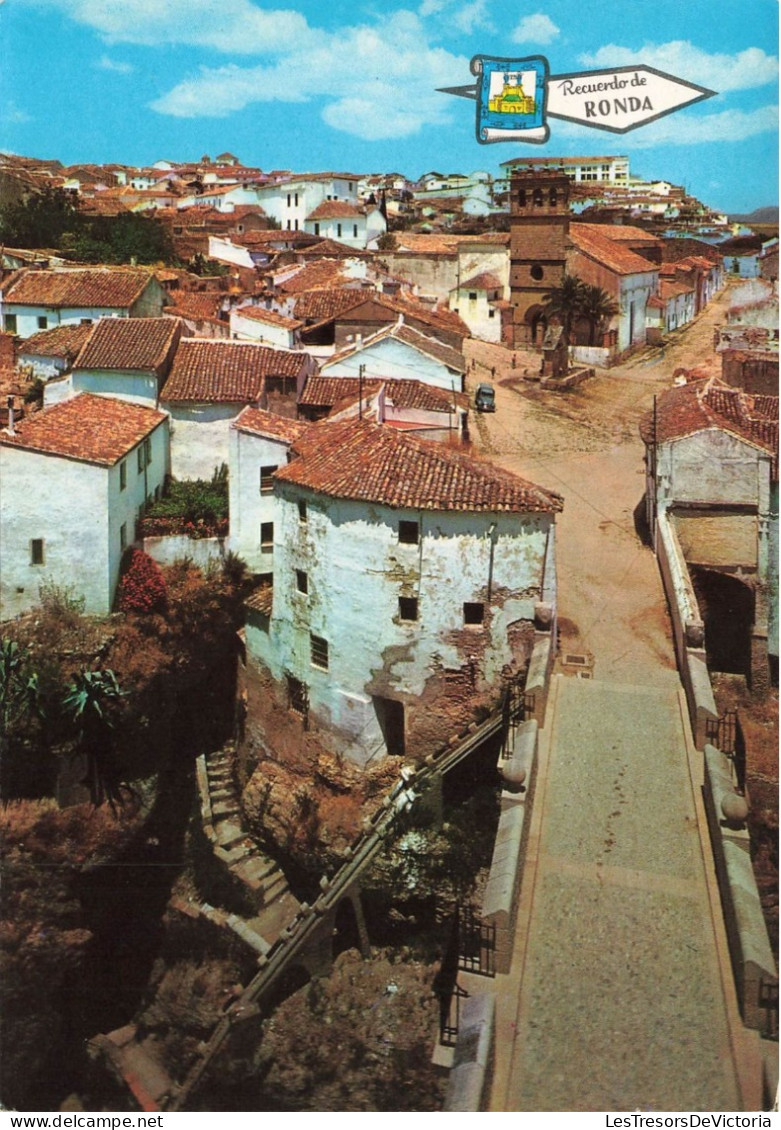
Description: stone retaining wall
443,994,495,1112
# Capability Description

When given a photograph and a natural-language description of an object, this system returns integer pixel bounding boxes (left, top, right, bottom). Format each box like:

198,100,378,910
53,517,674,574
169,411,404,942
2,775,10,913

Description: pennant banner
439,55,716,145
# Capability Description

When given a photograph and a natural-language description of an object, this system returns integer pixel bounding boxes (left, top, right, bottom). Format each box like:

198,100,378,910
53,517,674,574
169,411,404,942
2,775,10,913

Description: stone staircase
197,747,300,953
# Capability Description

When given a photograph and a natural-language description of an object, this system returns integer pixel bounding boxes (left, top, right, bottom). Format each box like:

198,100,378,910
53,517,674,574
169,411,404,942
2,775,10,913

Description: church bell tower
509,169,571,347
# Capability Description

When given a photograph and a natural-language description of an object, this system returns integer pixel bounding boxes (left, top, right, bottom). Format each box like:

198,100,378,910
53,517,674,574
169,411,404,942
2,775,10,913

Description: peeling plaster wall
323,337,461,393
245,488,552,765
656,430,769,513
229,427,291,573
164,401,243,481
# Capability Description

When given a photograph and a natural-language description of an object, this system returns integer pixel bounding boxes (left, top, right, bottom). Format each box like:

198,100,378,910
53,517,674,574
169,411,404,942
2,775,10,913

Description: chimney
6,394,15,434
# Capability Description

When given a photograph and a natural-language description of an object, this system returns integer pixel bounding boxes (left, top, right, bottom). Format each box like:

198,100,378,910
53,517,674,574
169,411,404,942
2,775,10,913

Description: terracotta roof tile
660,279,694,299
165,290,224,320
577,223,661,244
640,376,778,473
232,406,309,442
294,288,371,321
161,339,307,402
246,586,273,615
73,317,182,371
0,392,166,465
2,267,156,309
570,224,659,276
322,322,465,374
232,306,302,330
18,322,93,359
300,376,467,412
306,200,364,220
458,271,502,291
277,260,350,295
276,418,562,513
297,238,369,258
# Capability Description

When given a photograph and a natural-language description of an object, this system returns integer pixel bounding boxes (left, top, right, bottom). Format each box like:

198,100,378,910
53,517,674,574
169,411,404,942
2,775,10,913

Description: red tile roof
639,376,778,471
232,406,309,442
0,393,166,466
577,223,661,245
570,224,659,276
246,586,273,616
73,317,182,372
276,418,563,513
306,200,364,220
165,289,224,320
300,376,468,412
2,267,157,309
277,260,350,295
232,306,302,330
297,238,369,258
18,322,93,359
161,340,308,402
322,322,465,375
458,271,502,292
294,287,374,322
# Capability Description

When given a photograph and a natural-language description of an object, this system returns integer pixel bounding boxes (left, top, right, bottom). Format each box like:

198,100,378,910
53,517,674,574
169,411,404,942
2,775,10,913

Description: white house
17,322,93,380
303,201,386,249
1,267,167,339
0,393,169,619
160,339,316,480
239,417,562,767
255,174,363,234
449,271,505,343
68,316,183,406
321,322,466,392
640,376,778,689
230,305,302,349
228,408,310,574
297,375,469,442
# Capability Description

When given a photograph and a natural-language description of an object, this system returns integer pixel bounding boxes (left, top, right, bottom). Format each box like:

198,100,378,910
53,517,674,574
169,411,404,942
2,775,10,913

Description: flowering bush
117,548,168,615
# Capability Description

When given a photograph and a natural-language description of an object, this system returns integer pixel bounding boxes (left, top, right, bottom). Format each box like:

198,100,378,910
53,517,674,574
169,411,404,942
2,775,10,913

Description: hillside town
0,148,778,1114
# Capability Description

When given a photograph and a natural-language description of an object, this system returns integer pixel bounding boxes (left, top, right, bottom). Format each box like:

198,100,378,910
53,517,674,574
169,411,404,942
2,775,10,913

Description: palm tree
542,274,587,342
578,284,619,346
63,669,126,810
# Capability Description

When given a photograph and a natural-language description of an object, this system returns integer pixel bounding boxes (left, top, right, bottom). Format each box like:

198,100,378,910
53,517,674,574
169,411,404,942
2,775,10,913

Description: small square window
119,460,127,490
298,500,307,523
310,633,329,670
261,521,274,549
464,602,484,625
399,597,418,622
398,520,419,545
469,291,478,301
30,538,44,565
4,314,17,334
37,316,47,330
260,465,277,493
296,569,308,594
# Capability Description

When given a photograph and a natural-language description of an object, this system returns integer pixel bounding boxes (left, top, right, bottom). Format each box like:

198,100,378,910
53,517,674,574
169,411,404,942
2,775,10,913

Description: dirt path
471,285,737,679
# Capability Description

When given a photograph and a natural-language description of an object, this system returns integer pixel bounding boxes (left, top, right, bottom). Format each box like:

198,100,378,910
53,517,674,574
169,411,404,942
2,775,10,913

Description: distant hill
728,206,779,224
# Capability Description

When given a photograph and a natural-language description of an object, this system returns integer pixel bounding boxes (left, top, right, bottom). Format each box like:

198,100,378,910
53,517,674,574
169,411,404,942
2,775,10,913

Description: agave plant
63,669,127,810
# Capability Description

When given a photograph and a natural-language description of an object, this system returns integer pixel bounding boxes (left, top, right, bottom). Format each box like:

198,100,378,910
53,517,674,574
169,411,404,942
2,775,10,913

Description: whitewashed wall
165,402,241,481
228,427,291,573
324,337,460,392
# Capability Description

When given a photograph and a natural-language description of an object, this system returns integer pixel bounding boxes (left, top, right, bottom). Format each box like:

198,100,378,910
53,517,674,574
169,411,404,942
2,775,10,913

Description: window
488,308,496,318
260,464,277,493
310,633,329,670
398,520,419,545
532,188,543,206
314,223,320,236
294,219,299,231
348,181,354,191
549,188,558,206
298,500,307,523
294,193,299,206
80,318,93,325
3,314,17,333
119,460,127,490
120,523,127,551
144,437,152,466
30,538,44,565
399,597,418,622
518,189,527,207
287,193,291,207
260,521,274,549
469,291,478,301
296,569,308,594
287,674,308,716
337,223,342,238
464,601,484,625
353,224,358,238
137,446,145,473
531,265,543,281
37,316,47,330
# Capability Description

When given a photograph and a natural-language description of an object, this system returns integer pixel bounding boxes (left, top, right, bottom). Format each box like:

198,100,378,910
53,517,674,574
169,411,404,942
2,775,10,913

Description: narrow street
468,286,761,1110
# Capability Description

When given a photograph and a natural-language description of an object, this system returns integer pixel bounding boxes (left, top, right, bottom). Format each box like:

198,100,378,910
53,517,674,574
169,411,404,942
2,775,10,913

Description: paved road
469,287,758,1110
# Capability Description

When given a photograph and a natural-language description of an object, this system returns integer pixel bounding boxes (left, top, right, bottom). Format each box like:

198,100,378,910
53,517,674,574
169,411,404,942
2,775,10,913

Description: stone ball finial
499,761,526,791
721,793,749,825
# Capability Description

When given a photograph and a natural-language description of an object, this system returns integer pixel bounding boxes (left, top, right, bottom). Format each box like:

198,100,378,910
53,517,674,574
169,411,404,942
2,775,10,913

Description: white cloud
579,41,778,92
511,13,560,46
553,103,778,147
1,101,31,126
37,0,313,55
149,10,467,141
452,0,493,35
96,55,133,74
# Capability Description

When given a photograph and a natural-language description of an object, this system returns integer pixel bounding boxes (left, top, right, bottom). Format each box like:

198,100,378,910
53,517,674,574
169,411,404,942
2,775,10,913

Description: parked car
475,383,496,412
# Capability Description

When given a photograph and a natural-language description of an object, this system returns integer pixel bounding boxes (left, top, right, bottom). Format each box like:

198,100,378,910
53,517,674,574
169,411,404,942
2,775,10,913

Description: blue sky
1,0,778,213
